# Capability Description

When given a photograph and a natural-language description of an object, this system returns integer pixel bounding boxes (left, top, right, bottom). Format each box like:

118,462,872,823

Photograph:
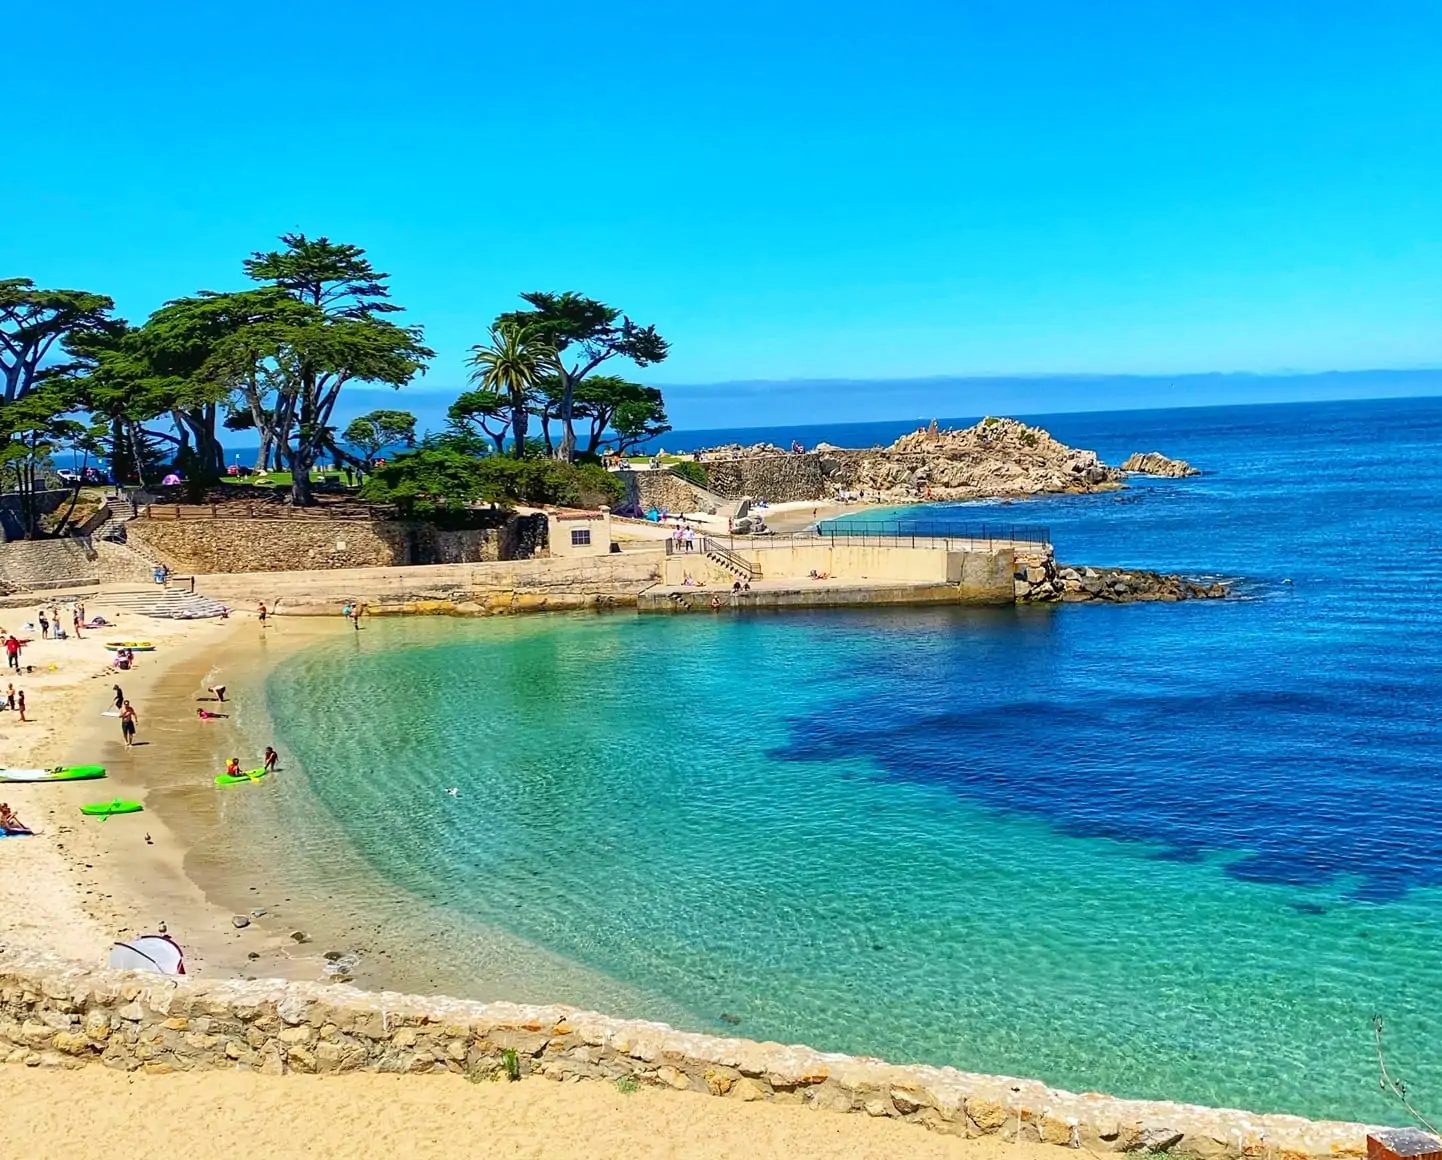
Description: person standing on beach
5,684,14,710
350,603,362,630
72,609,83,639
37,611,48,640
119,700,137,748
16,690,25,721
258,602,268,627
112,684,124,710
5,635,20,671
263,747,279,773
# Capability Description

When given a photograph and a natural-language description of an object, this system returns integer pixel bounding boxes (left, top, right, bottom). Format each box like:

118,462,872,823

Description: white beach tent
108,934,185,975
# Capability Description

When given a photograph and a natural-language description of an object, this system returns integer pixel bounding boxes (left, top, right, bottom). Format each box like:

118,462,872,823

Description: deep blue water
250,395,1442,1122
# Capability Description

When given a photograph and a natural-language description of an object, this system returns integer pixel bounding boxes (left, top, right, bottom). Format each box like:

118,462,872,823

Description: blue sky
7,1,1441,426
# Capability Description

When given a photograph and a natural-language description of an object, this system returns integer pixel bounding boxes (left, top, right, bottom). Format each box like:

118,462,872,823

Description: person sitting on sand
0,803,30,835
263,747,279,774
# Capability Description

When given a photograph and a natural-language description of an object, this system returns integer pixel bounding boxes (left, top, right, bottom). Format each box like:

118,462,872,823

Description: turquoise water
259,398,1442,1123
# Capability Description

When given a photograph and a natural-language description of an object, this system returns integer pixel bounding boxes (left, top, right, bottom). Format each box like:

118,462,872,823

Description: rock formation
1119,452,1199,478
692,419,1202,504
838,417,1121,502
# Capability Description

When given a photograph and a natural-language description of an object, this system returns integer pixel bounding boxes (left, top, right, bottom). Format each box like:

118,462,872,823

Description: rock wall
126,517,505,574
702,455,829,502
627,470,729,515
0,538,155,589
191,552,665,615
0,945,1373,1157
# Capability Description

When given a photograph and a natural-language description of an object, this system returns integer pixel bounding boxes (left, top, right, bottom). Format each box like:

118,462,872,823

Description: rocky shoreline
1013,551,1229,604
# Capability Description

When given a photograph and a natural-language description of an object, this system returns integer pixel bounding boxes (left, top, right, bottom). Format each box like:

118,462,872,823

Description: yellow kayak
104,641,156,651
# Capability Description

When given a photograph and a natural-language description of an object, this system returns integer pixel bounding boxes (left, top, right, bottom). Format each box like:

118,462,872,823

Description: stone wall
0,537,155,589
0,945,1374,1157
0,490,71,541
703,455,829,502
627,469,731,516
126,517,505,574
191,551,666,615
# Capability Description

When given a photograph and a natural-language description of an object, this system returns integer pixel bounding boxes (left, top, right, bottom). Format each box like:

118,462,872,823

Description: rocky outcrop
1051,566,1227,604
1120,452,1199,478
697,418,1123,504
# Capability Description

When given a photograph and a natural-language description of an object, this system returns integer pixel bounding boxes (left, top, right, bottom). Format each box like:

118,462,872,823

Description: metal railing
706,521,1051,550
700,538,761,579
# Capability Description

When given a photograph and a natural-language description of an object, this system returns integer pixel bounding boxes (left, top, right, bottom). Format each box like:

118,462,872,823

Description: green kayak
214,768,267,787
0,765,107,783
80,800,143,817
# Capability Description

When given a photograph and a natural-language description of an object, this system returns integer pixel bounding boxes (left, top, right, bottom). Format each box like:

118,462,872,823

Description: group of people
671,525,698,551
32,602,96,641
3,684,26,721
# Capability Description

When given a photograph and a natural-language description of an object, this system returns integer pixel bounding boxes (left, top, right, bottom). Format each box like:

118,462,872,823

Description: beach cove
2,398,1441,1152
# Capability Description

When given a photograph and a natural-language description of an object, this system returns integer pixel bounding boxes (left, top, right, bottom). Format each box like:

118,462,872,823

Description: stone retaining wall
703,454,829,502
126,517,504,574
191,552,666,615
0,946,1373,1157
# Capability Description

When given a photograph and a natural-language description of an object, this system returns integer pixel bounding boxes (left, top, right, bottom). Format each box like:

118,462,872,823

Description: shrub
670,460,710,489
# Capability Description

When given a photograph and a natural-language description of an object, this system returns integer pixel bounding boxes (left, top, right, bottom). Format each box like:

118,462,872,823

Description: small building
547,506,612,557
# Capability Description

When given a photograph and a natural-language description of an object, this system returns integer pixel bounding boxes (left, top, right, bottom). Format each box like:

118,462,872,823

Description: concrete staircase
95,585,231,619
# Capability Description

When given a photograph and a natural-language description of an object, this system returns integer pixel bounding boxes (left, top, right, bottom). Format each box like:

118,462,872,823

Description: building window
571,528,592,547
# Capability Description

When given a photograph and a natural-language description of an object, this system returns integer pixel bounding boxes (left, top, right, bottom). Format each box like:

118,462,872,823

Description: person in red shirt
4,636,19,672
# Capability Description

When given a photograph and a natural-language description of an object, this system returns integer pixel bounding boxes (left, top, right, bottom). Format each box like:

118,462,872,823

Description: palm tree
466,321,552,458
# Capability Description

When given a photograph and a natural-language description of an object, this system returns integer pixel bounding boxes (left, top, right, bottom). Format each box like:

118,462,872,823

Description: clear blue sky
6,0,1441,425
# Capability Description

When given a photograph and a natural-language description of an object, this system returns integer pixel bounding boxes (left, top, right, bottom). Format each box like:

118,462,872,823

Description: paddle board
80,800,143,817
0,766,107,783
214,768,267,786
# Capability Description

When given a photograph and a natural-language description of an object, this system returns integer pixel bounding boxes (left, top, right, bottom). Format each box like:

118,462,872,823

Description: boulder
1119,452,1199,478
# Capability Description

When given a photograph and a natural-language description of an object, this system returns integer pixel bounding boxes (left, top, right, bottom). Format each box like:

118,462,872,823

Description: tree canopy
343,409,417,467
497,291,668,461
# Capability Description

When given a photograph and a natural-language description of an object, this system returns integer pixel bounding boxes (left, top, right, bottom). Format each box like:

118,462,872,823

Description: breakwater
0,946,1377,1156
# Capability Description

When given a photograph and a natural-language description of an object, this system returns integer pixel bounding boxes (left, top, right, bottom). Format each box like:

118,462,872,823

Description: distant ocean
211,396,1442,1123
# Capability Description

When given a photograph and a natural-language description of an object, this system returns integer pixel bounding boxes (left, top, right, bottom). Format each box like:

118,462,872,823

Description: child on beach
16,690,25,722
37,612,48,639
197,708,227,721
263,747,279,773
113,684,124,710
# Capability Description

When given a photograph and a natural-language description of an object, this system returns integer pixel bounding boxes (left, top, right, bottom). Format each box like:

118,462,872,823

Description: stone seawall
0,946,1373,1156
192,552,665,615
127,517,505,574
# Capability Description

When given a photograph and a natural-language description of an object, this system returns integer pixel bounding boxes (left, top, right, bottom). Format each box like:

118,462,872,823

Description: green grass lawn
218,468,356,488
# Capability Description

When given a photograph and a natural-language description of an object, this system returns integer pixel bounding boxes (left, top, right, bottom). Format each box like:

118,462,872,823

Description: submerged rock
1120,451,1200,477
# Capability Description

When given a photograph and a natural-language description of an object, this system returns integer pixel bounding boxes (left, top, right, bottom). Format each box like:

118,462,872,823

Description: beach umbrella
108,934,185,975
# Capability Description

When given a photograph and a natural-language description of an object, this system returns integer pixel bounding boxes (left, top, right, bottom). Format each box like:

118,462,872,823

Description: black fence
812,520,1051,546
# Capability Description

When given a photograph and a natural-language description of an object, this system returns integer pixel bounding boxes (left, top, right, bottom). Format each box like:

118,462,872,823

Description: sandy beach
0,599,343,982
0,1067,1077,1160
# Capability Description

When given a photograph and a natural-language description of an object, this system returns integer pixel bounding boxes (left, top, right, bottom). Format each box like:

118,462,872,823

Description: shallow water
248,397,1442,1122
